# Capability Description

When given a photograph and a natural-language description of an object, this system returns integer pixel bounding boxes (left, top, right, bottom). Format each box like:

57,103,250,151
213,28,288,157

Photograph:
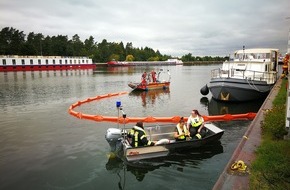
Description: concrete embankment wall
212,78,282,190
183,61,223,65
95,61,224,67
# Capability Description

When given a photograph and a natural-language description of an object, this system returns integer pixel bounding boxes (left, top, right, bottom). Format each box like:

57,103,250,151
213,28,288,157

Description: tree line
0,27,226,63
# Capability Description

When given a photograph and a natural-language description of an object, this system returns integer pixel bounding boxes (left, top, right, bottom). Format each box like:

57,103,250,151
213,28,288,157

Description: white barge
0,55,96,72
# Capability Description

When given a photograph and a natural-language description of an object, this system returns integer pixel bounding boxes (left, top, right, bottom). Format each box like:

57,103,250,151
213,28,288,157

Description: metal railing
211,68,278,84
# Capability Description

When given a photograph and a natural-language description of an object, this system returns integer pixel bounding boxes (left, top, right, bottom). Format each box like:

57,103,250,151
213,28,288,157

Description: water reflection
200,97,264,115
1,70,92,82
129,89,170,107
106,142,223,188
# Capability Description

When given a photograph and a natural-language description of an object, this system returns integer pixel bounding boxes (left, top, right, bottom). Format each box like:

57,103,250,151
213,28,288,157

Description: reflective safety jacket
189,116,204,127
128,126,155,147
176,123,189,140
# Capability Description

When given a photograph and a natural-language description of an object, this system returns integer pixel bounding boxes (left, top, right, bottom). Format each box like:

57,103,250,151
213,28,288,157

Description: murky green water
0,65,261,190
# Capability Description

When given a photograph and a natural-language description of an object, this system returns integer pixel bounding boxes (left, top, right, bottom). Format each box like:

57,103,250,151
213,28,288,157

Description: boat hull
128,82,170,91
201,48,279,102
208,78,273,101
107,61,129,66
0,55,96,72
105,123,224,162
0,64,96,72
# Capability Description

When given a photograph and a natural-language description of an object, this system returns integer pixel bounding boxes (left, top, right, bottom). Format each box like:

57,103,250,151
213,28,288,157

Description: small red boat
128,69,171,91
107,60,129,67
128,81,170,91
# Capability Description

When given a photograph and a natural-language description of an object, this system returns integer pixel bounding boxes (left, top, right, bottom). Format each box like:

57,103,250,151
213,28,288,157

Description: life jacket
176,123,189,140
190,116,203,127
128,126,153,147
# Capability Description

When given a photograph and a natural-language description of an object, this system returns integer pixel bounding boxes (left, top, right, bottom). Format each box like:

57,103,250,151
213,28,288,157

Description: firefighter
127,121,155,147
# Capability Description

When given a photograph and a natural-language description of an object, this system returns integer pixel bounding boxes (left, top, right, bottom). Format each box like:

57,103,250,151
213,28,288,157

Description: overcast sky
0,0,290,57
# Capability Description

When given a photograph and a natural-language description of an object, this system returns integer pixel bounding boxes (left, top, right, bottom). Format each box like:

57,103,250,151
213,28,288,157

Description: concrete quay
212,78,284,190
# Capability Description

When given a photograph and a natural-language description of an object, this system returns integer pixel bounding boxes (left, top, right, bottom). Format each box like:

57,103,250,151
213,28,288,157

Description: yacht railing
211,68,278,84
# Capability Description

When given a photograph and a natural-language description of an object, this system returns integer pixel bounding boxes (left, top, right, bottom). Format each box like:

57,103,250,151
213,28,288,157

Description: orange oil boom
68,92,256,124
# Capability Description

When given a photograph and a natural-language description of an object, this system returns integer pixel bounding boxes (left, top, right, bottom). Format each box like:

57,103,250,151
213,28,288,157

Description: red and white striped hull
0,64,96,72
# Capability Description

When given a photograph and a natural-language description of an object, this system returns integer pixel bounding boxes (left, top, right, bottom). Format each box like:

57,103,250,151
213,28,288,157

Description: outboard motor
105,128,122,152
105,100,128,152
105,128,128,152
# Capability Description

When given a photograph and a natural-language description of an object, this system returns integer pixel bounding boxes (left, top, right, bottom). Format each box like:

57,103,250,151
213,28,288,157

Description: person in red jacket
151,70,157,82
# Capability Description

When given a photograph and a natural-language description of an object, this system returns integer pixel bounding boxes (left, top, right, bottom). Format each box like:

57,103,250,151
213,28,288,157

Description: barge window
12,59,16,65
70,60,72,64
30,59,33,65
53,60,55,64
65,60,68,64
82,60,84,63
2,59,6,65
46,59,49,65
59,60,62,64
38,59,41,65
21,59,25,65
78,60,80,64
74,60,76,64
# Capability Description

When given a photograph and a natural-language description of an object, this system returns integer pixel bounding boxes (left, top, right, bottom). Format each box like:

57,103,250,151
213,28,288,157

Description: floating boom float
68,92,256,124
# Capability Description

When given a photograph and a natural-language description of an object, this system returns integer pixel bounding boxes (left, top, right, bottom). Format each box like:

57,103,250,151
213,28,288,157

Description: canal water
0,65,263,190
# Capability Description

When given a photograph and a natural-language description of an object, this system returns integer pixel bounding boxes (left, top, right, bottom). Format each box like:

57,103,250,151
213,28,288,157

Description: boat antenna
167,70,171,81
243,45,245,60
120,107,126,130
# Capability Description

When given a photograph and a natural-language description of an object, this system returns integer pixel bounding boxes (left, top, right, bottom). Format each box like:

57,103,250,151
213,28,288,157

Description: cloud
0,0,289,57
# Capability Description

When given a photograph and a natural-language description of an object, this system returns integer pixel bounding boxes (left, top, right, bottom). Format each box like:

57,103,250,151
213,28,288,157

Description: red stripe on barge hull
0,64,96,72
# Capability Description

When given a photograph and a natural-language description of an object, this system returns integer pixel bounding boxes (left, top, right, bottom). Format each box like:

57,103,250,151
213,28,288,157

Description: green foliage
0,27,171,63
181,53,225,62
261,105,287,140
0,26,227,63
261,79,288,140
251,140,290,190
109,54,120,61
273,78,288,106
126,55,134,61
147,56,160,61
250,79,290,189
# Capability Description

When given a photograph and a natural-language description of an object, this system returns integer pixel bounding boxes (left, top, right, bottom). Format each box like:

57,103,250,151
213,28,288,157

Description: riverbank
183,61,223,65
213,78,285,189
95,61,224,67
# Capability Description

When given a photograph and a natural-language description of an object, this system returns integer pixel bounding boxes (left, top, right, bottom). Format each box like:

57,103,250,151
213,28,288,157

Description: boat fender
200,84,209,95
155,138,170,145
230,160,247,171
